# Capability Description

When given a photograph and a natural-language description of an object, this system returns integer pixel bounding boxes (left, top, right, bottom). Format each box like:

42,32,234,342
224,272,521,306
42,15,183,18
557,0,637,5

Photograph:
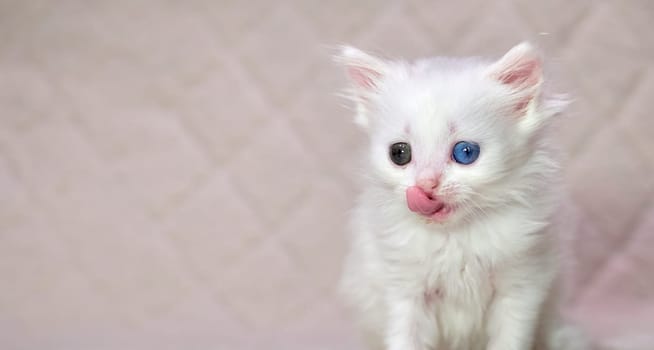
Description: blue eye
452,141,480,165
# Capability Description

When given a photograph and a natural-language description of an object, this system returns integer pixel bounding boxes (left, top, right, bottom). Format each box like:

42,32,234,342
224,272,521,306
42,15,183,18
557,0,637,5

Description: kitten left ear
487,42,543,115
334,46,389,129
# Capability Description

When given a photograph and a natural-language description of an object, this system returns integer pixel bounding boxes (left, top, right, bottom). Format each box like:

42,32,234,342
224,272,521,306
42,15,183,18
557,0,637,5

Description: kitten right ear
334,46,388,128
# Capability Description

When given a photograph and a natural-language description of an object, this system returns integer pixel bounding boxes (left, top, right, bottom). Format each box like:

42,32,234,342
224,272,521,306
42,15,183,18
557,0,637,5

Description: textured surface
1,1,653,349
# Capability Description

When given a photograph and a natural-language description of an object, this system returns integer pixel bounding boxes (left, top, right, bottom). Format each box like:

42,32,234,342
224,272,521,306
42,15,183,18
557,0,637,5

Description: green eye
389,142,411,166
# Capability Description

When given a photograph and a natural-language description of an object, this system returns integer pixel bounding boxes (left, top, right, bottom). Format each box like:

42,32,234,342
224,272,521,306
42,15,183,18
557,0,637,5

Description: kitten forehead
380,64,500,131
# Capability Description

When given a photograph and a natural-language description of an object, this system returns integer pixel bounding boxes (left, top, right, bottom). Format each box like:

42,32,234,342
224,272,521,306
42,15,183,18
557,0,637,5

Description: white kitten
336,43,587,350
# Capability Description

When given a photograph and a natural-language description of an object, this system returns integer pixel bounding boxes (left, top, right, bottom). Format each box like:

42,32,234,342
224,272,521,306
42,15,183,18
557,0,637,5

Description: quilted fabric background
1,1,653,349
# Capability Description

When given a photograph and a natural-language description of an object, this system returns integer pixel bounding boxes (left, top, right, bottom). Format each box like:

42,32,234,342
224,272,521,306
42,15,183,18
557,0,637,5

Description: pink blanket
1,1,652,349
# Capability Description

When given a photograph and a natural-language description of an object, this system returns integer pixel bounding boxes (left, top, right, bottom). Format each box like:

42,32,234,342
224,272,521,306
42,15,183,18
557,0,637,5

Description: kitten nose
417,178,439,194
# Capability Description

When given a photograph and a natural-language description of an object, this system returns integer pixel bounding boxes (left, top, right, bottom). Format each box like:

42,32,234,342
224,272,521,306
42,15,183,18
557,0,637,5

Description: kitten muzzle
406,186,447,217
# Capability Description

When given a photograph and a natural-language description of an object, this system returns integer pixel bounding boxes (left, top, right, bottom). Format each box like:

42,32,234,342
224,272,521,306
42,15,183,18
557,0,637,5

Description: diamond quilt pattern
1,1,653,349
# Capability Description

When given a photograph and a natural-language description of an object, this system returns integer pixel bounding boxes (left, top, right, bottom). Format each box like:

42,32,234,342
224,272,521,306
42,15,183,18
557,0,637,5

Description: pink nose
416,178,439,195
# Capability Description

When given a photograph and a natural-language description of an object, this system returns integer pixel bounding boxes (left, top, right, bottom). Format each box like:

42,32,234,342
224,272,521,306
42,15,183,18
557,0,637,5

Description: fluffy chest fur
345,192,550,350
394,232,497,350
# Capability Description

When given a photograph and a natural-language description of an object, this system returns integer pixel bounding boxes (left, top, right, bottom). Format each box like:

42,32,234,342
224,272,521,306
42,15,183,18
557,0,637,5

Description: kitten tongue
406,186,444,216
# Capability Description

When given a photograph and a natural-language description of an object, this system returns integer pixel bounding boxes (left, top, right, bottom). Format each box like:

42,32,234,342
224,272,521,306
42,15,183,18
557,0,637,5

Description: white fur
336,43,587,350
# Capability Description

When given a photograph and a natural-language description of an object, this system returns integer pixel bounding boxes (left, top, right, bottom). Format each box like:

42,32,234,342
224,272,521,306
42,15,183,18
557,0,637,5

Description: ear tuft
334,46,389,129
490,42,543,91
487,42,545,115
334,46,387,92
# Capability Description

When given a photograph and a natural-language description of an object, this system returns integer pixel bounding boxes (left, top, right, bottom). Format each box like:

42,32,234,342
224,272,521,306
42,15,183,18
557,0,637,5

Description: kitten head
336,43,567,225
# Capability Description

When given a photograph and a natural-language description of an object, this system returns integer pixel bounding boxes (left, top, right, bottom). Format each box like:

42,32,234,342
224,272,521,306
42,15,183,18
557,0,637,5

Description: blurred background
1,1,653,349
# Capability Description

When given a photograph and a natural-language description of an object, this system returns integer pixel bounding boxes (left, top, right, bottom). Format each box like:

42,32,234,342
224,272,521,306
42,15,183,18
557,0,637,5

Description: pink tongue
406,186,444,216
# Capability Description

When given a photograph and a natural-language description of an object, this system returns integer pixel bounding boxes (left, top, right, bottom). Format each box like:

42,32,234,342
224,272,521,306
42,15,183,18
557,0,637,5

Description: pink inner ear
495,56,542,113
348,66,381,89
513,97,531,112
498,59,541,88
